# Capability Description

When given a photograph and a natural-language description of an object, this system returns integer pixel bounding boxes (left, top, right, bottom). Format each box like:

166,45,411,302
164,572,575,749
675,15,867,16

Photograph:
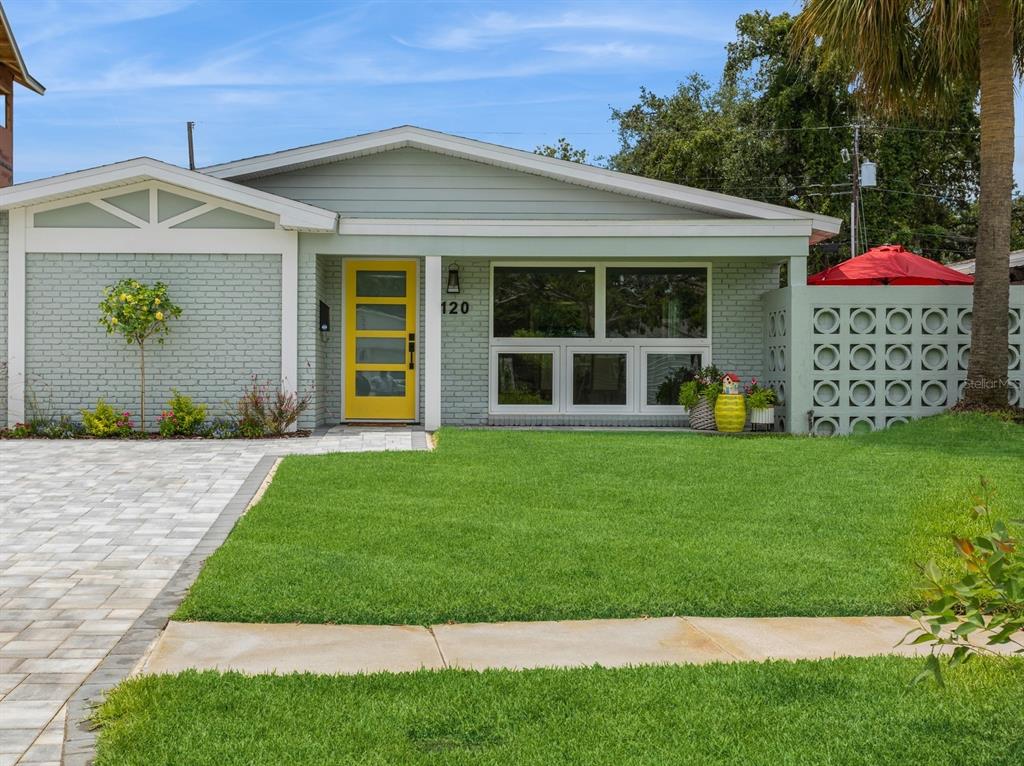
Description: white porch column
788,255,808,286
281,233,298,399
424,255,442,431
7,208,26,426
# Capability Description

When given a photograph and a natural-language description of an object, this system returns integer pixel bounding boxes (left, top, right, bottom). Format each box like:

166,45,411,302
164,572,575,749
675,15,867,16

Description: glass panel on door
345,261,417,420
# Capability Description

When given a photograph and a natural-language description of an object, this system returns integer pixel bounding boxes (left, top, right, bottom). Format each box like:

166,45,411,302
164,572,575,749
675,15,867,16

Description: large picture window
490,262,712,415
606,267,707,338
493,267,595,338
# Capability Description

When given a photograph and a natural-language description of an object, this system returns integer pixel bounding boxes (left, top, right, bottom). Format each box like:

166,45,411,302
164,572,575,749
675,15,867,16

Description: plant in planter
98,279,182,433
745,379,779,432
678,365,723,430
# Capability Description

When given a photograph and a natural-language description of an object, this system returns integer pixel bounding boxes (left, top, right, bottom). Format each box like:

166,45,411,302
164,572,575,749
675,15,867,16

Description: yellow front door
344,260,417,421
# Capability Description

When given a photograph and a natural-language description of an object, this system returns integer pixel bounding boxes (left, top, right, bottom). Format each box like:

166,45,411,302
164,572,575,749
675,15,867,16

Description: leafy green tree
98,279,182,432
792,0,1021,408
609,11,982,271
534,137,589,164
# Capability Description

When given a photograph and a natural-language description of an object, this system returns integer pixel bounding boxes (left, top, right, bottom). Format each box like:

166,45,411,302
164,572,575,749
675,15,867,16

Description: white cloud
15,0,196,44
400,8,730,51
544,42,658,61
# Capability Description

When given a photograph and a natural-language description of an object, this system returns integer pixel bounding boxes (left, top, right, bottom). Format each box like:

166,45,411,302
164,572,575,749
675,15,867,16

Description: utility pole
850,123,860,258
186,121,196,171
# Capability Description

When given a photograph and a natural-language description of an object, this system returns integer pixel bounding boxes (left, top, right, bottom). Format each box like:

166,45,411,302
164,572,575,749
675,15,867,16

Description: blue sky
8,0,1024,187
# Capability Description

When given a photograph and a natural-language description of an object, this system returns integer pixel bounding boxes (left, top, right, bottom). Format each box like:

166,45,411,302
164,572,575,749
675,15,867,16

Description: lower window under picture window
573,353,627,406
646,353,703,406
497,353,554,405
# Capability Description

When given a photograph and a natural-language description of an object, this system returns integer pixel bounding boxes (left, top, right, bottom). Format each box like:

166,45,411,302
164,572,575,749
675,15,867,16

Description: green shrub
904,478,1024,684
744,379,779,410
81,400,134,438
678,365,724,409
158,390,207,437
204,417,240,439
3,422,35,438
40,416,85,438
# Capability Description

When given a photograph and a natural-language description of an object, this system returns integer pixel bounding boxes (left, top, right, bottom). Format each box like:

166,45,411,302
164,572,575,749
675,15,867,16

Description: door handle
408,333,415,369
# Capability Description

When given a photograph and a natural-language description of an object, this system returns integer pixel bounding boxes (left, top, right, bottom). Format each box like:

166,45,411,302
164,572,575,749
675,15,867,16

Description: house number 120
442,301,470,315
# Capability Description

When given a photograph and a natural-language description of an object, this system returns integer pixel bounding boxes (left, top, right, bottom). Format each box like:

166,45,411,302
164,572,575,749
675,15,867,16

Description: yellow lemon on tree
155,311,164,321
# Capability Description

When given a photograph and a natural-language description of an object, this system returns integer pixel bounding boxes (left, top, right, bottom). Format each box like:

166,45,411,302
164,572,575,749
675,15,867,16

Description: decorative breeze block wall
767,285,1024,436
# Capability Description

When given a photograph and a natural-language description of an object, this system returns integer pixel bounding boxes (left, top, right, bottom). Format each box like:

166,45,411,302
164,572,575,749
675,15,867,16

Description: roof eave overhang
0,158,338,231
1,5,45,95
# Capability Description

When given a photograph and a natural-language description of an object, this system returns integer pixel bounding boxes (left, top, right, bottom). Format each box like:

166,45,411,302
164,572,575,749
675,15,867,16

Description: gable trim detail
0,158,338,232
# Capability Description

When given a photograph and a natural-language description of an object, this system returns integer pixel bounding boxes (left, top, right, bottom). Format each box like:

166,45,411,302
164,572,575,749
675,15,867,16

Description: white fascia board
0,158,337,231
337,218,814,239
201,126,841,238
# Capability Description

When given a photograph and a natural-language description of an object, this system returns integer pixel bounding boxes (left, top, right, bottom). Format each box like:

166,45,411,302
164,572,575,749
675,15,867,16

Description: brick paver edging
60,454,280,766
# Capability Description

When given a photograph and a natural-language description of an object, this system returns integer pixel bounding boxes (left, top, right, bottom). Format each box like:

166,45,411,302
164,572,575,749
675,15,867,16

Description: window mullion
595,264,606,341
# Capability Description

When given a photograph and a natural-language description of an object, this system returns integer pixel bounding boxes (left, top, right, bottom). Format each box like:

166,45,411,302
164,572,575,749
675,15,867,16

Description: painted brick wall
315,254,343,424
711,260,780,381
435,258,780,425
440,257,489,425
0,212,7,425
297,250,317,429
24,253,281,430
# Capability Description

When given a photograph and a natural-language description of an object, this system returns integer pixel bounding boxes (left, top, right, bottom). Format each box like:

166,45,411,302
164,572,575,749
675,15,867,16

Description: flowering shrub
678,365,724,409
158,390,207,437
744,379,778,410
81,400,134,438
235,376,313,437
204,418,240,439
98,279,182,431
1,416,85,439
39,416,85,439
4,422,34,438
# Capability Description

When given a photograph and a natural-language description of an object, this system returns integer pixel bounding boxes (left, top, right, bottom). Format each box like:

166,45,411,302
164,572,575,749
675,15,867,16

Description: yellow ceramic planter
714,394,746,432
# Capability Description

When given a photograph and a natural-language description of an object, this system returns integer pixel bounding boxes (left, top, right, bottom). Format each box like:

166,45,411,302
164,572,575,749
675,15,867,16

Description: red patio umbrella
808,245,974,285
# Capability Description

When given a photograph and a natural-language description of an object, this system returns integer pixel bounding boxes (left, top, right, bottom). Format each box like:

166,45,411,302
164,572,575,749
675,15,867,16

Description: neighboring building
949,250,1024,285
0,3,44,187
0,126,1020,434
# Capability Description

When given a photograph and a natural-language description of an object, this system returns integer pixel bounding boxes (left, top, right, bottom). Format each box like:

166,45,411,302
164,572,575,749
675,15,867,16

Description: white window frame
490,346,561,414
639,347,710,413
488,261,712,416
565,345,635,413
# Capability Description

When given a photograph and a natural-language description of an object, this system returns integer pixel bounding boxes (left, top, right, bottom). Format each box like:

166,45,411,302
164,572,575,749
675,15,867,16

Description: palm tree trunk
965,0,1013,407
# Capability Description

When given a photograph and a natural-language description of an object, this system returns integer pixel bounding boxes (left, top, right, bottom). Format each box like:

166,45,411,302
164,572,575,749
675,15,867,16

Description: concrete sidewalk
139,615,970,676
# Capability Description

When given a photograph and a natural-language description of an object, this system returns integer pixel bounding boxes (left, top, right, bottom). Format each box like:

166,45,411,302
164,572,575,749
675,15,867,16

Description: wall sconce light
319,300,330,332
446,262,461,294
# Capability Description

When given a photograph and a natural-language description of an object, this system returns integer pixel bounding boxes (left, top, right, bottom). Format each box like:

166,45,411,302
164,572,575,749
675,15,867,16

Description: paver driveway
0,429,426,765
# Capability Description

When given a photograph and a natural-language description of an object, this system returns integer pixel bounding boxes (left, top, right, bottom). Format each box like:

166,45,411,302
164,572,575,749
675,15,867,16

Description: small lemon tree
99,279,181,432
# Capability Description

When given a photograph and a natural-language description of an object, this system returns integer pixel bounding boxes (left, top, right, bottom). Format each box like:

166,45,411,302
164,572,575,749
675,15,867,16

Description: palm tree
792,0,1022,407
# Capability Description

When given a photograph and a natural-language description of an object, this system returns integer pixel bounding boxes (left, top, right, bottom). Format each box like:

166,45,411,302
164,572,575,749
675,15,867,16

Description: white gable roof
203,126,841,243
948,250,1024,273
0,157,338,231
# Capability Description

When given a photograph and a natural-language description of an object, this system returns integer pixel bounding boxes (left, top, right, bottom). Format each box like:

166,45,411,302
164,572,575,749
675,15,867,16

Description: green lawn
94,658,1024,766
175,414,1024,625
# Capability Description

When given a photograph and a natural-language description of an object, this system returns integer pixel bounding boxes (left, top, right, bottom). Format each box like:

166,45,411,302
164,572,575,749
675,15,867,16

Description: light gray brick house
0,126,867,432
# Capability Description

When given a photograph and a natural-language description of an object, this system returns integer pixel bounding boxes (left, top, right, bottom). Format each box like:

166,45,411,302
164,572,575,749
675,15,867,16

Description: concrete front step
138,615,988,676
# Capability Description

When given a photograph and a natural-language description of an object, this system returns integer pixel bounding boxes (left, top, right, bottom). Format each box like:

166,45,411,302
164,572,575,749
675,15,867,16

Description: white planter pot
749,406,775,432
